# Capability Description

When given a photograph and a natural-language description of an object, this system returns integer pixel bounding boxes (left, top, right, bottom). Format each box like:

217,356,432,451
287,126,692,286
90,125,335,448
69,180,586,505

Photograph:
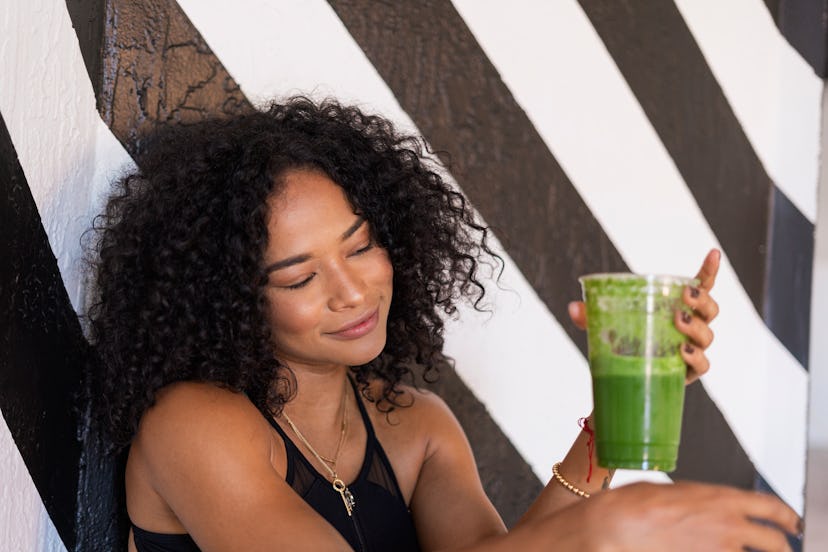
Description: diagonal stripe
757,0,827,78
450,0,807,505
766,188,814,365
0,412,68,552
0,109,81,552
65,0,107,107
674,0,822,222
99,0,252,158
578,0,814,368
323,0,761,493
2,2,146,549
450,0,806,512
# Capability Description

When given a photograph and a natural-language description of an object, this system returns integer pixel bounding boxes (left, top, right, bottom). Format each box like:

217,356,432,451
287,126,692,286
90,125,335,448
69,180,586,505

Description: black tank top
132,380,421,552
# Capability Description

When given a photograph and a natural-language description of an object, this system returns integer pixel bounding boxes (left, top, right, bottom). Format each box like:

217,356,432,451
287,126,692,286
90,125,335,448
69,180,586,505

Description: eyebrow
264,217,366,274
340,216,365,240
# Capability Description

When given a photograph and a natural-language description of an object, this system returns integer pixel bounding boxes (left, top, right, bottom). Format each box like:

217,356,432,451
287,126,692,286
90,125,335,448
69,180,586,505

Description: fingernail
684,343,695,354
681,311,692,324
797,517,805,537
689,286,700,298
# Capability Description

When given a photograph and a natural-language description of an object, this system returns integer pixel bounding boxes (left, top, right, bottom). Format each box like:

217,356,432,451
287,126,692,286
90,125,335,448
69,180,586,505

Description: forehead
265,169,358,250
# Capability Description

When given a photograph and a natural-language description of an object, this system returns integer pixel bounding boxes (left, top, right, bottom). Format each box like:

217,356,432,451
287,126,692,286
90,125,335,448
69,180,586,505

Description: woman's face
262,169,394,373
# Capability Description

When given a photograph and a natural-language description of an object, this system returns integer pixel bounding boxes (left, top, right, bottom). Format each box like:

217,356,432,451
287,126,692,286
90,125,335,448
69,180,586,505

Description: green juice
591,355,685,471
580,273,695,472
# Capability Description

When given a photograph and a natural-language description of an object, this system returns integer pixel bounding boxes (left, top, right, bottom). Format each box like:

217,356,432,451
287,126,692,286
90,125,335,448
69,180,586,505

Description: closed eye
284,273,315,290
351,242,374,256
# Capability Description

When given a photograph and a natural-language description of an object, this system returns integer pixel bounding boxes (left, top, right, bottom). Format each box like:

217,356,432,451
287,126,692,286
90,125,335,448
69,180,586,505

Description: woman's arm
406,389,799,552
127,382,353,551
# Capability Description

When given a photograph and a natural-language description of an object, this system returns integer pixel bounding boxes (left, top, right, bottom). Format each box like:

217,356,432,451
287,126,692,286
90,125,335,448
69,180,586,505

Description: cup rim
578,272,699,287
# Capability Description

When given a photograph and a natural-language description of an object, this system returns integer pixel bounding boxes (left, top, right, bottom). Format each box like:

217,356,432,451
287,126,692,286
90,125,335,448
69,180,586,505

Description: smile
327,309,380,340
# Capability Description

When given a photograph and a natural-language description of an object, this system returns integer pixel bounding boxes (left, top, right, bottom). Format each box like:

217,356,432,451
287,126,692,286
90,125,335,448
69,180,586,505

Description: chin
341,333,388,367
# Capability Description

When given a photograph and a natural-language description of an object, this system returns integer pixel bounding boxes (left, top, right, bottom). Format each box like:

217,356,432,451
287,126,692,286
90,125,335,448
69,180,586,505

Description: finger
737,491,801,537
568,301,587,330
739,519,794,552
680,342,709,383
682,285,720,323
675,310,714,349
694,248,721,291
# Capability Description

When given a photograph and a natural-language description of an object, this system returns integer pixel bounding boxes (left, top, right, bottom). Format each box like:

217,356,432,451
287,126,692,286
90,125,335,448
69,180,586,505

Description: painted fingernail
690,286,700,298
797,517,805,537
684,343,695,354
681,311,692,324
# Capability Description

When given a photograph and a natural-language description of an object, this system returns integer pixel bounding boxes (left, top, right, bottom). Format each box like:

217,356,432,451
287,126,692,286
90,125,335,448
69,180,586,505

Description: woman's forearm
514,413,614,527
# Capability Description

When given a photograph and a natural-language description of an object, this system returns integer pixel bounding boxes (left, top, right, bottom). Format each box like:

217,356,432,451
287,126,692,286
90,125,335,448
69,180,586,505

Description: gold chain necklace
312,377,348,465
282,378,356,516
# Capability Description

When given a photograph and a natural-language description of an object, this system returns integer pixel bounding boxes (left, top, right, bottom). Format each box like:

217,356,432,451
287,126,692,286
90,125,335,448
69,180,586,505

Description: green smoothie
580,273,695,472
591,355,686,471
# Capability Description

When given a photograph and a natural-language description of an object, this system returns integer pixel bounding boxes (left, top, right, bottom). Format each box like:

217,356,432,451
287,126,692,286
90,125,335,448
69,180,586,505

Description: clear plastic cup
579,273,697,472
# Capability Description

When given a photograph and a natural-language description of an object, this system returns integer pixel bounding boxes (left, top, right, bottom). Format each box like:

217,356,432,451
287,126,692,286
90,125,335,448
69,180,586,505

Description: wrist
560,415,615,493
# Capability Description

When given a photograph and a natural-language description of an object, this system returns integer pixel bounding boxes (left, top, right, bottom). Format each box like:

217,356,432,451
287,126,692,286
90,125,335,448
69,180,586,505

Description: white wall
810,87,828,449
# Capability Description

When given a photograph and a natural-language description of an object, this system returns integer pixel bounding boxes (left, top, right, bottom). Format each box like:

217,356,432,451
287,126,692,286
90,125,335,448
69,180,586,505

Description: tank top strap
348,376,410,506
260,404,302,486
260,376,375,488
348,375,377,441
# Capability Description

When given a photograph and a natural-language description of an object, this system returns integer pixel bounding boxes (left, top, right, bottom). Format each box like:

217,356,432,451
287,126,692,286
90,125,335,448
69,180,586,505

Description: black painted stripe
765,0,828,78
763,0,781,21
324,0,757,493
65,0,106,111
577,0,813,368
765,188,814,363
98,0,252,159
0,111,84,551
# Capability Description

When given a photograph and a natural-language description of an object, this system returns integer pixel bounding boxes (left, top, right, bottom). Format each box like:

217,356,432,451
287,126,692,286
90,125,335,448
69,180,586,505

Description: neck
283,364,351,430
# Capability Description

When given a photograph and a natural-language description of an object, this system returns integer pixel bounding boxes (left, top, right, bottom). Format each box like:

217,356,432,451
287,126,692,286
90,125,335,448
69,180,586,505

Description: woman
87,97,799,551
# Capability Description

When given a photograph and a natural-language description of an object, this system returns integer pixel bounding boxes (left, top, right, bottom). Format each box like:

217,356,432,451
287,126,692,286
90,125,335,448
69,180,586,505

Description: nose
327,262,367,311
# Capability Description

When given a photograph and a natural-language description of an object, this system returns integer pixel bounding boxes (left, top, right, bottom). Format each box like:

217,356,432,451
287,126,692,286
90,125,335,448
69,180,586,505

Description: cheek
373,251,394,292
266,292,321,338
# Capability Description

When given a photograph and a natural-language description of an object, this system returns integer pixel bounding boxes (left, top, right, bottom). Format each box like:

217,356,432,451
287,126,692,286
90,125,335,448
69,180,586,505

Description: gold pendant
332,477,356,516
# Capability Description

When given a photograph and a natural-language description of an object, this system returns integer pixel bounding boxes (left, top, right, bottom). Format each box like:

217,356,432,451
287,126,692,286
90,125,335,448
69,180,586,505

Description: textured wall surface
99,0,251,157
0,0,823,550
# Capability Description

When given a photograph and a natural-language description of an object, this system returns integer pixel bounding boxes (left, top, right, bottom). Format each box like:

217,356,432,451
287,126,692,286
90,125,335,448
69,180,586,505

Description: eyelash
282,242,375,290
353,242,374,255
286,275,314,290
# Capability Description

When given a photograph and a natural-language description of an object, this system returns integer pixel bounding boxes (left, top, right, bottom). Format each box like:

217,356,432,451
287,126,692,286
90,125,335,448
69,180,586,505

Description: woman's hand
567,248,721,384
573,481,801,552
676,248,720,383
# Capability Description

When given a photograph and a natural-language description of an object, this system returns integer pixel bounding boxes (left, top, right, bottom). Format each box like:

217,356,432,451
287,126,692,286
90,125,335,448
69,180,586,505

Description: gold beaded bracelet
552,462,591,498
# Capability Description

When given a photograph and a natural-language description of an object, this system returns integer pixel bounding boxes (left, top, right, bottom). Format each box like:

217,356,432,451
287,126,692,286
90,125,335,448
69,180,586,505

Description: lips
327,309,379,339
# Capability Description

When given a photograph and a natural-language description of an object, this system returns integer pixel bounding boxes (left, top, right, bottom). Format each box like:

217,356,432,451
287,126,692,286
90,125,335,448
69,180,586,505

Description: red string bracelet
578,417,595,483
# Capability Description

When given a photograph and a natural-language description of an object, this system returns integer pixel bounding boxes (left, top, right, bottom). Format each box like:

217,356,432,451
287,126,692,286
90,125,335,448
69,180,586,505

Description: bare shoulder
398,383,454,415
130,382,275,482
367,382,459,435
366,383,466,472
140,381,265,424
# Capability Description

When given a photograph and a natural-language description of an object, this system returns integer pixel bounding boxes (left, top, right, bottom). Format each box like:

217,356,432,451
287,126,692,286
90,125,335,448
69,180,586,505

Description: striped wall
0,1,822,550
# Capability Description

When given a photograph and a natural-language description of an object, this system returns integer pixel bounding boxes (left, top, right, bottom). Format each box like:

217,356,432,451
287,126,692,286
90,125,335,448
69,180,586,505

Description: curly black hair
86,96,500,450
